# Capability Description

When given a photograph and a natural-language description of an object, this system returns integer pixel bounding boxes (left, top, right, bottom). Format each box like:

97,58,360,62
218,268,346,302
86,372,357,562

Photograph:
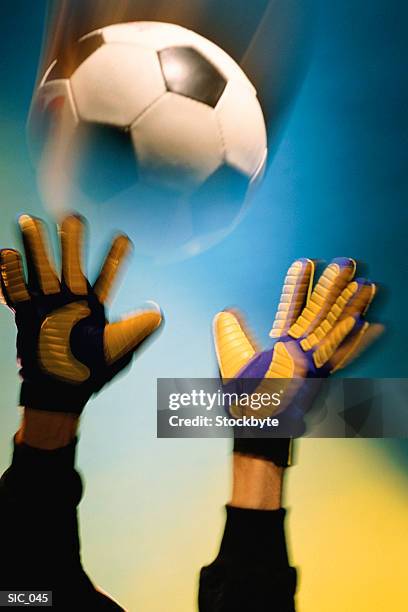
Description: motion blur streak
37,0,311,128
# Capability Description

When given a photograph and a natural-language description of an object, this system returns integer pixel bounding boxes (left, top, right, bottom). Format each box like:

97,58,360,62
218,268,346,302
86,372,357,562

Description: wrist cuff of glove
233,438,293,467
20,381,90,414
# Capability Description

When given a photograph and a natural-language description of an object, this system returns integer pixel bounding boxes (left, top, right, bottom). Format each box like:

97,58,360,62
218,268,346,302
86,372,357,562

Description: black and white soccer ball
29,22,268,258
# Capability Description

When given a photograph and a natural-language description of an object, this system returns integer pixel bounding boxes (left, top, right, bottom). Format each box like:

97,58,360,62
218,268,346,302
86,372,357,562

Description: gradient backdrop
0,1,407,610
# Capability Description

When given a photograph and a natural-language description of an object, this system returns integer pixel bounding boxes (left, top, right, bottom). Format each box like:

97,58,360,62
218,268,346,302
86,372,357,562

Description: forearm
16,408,79,449
0,410,86,593
230,453,284,510
0,408,124,609
0,214,156,610
199,448,296,611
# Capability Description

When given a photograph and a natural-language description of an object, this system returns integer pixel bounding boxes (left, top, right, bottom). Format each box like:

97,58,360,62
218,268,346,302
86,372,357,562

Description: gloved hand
213,258,382,465
0,214,162,414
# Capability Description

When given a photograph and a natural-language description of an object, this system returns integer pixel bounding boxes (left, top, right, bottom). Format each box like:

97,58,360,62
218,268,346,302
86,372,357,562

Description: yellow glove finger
19,214,60,295
94,234,133,304
269,258,315,339
330,323,384,373
104,306,162,365
264,340,307,379
60,215,88,295
289,257,356,340
213,310,257,380
339,279,377,319
312,315,357,369
0,249,30,307
301,279,376,351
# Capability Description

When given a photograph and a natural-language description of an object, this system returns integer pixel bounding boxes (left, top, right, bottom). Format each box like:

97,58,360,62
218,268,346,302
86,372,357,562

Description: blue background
1,0,405,379
0,2,407,609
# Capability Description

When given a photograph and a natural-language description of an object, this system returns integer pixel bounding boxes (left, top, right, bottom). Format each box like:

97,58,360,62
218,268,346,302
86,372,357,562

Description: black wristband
233,438,293,467
20,380,91,414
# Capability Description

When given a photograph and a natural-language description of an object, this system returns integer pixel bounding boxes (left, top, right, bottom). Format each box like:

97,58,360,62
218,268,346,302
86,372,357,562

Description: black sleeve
0,438,123,611
199,506,297,612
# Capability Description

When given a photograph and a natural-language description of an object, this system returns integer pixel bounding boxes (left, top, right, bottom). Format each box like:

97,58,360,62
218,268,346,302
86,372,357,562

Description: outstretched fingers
18,214,60,295
289,257,356,340
60,215,88,295
301,278,377,351
269,258,315,339
312,316,358,369
0,248,30,307
213,310,257,380
94,235,133,304
104,306,162,365
330,322,384,372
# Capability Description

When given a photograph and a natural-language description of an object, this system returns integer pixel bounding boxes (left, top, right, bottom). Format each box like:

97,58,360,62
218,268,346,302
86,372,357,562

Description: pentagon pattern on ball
159,46,227,108
30,20,268,257
101,21,255,93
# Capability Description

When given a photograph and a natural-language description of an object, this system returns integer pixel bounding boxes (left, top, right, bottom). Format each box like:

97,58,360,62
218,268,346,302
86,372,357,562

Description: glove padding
0,214,162,414
214,258,382,464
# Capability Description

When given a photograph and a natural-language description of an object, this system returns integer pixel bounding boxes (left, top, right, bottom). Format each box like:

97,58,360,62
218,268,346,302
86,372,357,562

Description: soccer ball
29,22,267,259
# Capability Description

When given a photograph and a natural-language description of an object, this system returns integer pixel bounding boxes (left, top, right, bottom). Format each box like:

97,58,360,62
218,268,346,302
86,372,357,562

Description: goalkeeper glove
213,257,381,465
0,214,162,414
